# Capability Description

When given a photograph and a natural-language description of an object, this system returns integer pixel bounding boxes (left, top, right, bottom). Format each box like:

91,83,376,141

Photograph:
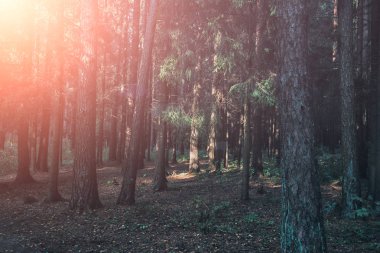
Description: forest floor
0,161,379,253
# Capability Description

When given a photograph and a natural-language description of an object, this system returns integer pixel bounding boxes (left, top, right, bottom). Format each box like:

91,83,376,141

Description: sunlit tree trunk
117,0,158,205
189,82,201,173
48,0,65,202
277,0,327,251
339,0,361,218
15,115,34,184
0,128,5,150
36,97,51,172
108,64,121,162
70,0,102,211
97,53,106,166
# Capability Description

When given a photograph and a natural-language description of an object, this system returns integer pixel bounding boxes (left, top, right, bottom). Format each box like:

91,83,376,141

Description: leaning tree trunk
339,0,361,218
277,1,327,252
70,0,102,211
117,0,158,205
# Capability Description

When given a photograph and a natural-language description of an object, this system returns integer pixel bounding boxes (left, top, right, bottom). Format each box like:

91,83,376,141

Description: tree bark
241,89,251,201
70,0,102,211
0,129,5,150
117,0,158,205
48,0,65,202
189,82,201,173
97,52,106,166
153,81,168,191
368,0,380,201
339,0,361,218
15,115,34,184
251,0,268,178
36,98,51,172
277,1,327,252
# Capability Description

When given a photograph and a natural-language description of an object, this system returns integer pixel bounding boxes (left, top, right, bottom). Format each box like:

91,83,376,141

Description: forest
0,0,379,252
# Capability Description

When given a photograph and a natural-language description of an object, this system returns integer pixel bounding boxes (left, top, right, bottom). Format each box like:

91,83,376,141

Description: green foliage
354,208,370,219
262,156,281,184
192,197,233,234
251,74,276,106
159,56,178,83
316,147,342,182
230,74,276,107
323,201,339,216
243,212,259,224
162,106,192,128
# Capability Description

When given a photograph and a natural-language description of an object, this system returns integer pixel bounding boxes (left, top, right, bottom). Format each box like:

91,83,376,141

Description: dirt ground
0,161,379,253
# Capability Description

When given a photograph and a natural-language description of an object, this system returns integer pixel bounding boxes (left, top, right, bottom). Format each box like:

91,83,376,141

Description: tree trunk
252,0,268,178
15,115,34,184
277,1,327,252
0,129,5,150
97,53,106,166
36,99,51,172
252,106,263,177
241,90,251,201
189,82,201,173
48,0,65,202
208,93,216,170
117,0,158,205
153,81,168,191
108,69,120,162
368,0,380,201
70,0,102,211
339,0,361,218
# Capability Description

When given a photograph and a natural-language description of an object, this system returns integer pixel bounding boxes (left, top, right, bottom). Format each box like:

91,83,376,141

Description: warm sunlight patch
0,0,32,31
168,172,196,181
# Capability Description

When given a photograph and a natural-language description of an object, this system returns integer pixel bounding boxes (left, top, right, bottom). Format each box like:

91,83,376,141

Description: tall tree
70,0,102,211
368,0,380,201
48,0,65,202
277,1,327,252
252,0,269,178
339,0,361,218
240,87,251,201
153,80,168,191
118,0,158,205
15,0,35,184
189,81,201,173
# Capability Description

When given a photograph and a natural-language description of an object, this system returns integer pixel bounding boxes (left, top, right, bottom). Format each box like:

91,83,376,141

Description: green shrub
316,147,342,183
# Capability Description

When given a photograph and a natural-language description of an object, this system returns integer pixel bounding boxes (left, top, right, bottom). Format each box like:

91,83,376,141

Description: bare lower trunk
48,0,64,202
15,115,34,184
339,0,361,218
277,1,327,251
153,81,168,191
189,82,201,173
0,129,5,150
36,101,51,172
70,0,102,211
241,91,251,201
